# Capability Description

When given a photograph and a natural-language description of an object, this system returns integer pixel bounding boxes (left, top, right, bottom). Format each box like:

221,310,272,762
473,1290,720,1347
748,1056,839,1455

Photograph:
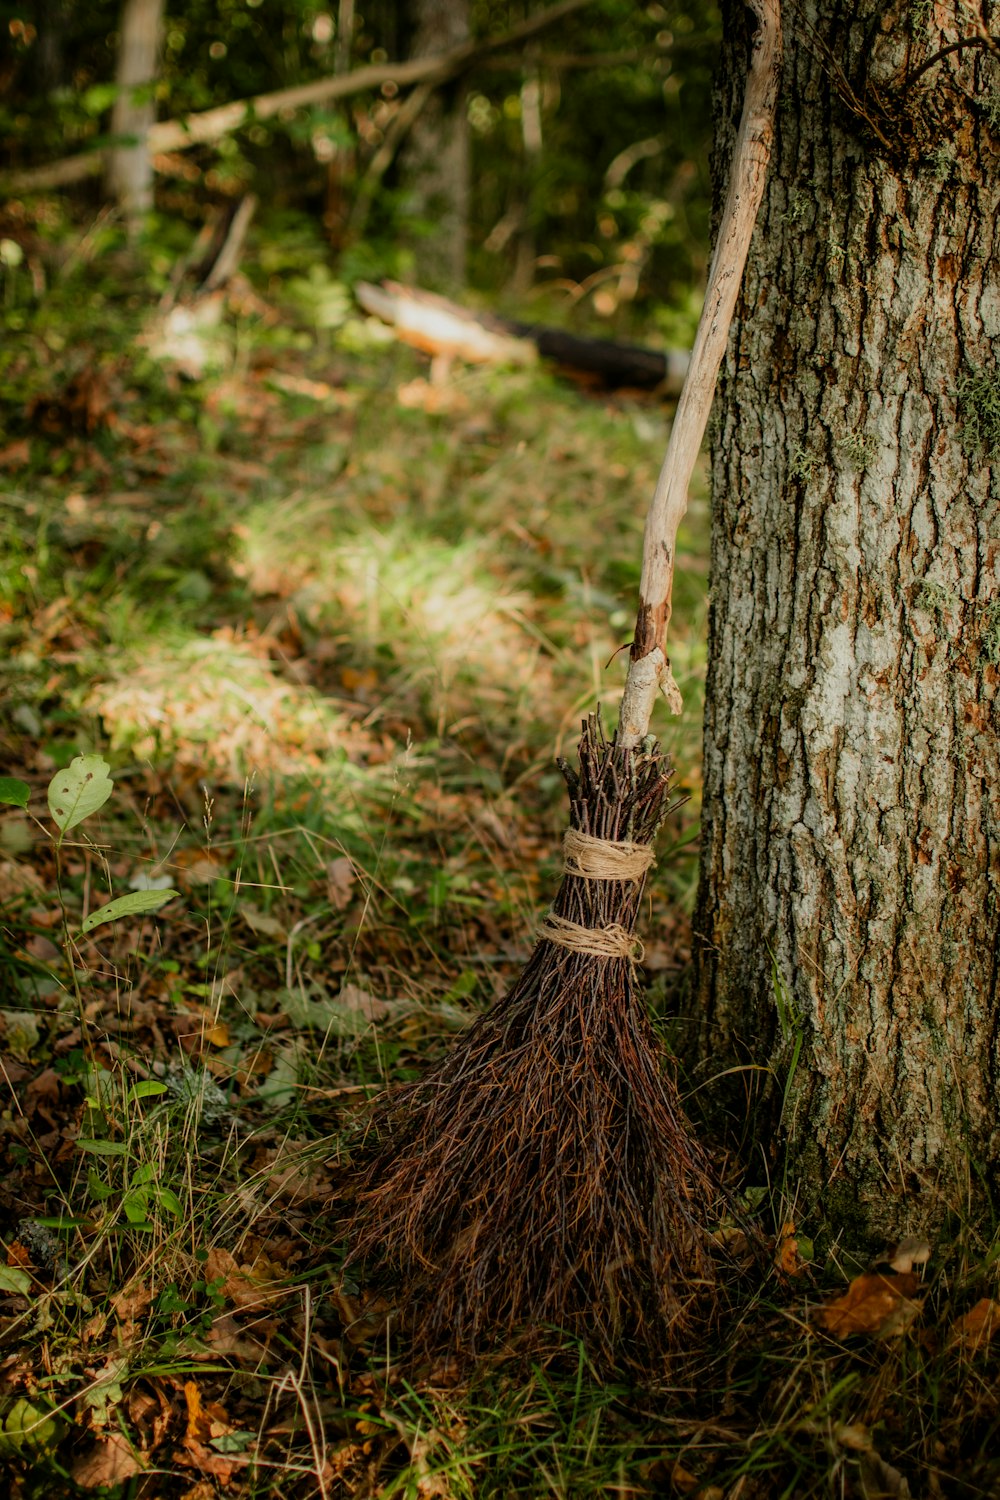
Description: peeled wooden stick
618,0,782,748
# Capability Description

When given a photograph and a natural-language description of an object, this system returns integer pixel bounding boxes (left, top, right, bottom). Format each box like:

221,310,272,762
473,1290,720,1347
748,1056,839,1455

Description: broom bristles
344,714,729,1368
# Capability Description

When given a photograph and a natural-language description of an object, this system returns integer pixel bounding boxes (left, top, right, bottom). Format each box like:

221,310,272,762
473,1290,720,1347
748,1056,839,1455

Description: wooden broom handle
618,0,782,749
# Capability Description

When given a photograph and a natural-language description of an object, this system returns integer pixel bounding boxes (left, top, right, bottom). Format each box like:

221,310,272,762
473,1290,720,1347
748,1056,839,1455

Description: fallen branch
356,279,690,391
3,0,591,195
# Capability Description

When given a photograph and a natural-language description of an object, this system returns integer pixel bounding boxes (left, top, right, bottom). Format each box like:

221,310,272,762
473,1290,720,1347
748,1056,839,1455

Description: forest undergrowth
0,229,998,1498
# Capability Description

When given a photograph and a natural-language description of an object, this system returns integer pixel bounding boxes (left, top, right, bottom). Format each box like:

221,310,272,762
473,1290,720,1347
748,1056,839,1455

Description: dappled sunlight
86,630,384,780
237,502,566,731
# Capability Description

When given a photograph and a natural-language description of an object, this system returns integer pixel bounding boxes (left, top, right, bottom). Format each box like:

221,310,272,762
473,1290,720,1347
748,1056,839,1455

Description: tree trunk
399,0,471,288
694,0,1000,1243
107,0,165,232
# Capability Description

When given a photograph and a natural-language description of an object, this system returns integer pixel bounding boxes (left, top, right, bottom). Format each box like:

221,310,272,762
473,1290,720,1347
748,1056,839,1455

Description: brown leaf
326,856,356,910
775,1221,808,1277
203,1248,287,1311
72,1432,145,1488
204,1312,276,1361
950,1297,1000,1352
815,1272,923,1338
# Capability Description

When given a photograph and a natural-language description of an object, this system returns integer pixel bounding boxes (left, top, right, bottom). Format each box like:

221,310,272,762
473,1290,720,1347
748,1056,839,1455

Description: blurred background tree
1,0,719,336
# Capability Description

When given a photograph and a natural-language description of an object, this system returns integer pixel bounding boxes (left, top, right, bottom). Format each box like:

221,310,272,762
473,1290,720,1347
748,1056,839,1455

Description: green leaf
87,1169,115,1202
0,777,29,809
76,1138,127,1157
82,82,119,116
47,755,113,835
123,1194,151,1224
82,888,180,934
211,1431,256,1454
156,1187,183,1216
0,1398,63,1456
127,1080,168,1103
0,1266,31,1295
130,1163,156,1187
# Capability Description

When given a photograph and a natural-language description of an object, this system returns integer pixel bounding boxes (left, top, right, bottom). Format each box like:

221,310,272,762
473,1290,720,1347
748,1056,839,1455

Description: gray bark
694,0,1000,1243
399,0,471,288
107,0,165,232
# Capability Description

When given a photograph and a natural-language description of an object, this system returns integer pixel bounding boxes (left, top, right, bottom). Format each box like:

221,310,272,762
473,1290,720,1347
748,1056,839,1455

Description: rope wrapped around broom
344,714,728,1370
539,829,653,960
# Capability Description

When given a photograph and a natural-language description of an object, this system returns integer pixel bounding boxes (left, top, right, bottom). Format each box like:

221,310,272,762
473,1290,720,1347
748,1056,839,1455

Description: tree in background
106,0,165,233
696,0,1000,1241
397,0,471,287
0,2,718,327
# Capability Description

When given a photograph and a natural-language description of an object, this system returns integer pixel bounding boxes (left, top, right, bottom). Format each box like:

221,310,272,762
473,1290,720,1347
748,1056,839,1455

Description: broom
344,0,782,1368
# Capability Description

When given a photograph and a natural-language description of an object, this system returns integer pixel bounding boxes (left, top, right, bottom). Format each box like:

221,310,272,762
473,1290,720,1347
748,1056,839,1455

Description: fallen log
355,280,690,393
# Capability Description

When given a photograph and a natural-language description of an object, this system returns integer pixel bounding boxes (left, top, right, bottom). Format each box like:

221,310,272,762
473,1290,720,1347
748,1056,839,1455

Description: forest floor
1,238,998,1498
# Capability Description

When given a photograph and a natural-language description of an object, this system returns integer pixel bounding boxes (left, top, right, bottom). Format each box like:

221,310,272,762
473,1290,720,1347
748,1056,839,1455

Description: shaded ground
0,242,998,1497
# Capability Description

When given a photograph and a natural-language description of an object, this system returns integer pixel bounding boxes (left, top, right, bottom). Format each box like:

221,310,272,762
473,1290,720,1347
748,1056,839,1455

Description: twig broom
344,0,782,1368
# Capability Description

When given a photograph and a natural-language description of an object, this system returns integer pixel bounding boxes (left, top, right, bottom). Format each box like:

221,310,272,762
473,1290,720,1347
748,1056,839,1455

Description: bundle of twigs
349,720,714,1362
343,0,782,1368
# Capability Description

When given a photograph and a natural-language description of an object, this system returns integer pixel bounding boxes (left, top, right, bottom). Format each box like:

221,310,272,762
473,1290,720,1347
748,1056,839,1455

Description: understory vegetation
1,226,999,1498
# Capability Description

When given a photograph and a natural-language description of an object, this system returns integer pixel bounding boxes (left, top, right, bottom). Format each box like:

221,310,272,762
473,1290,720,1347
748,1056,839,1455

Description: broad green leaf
156,1187,183,1216
127,1080,168,1103
122,1194,152,1224
76,1138,127,1157
130,1163,156,1187
0,1266,31,1295
0,1398,63,1457
81,888,179,934
0,777,29,809
47,755,113,835
87,1169,115,1202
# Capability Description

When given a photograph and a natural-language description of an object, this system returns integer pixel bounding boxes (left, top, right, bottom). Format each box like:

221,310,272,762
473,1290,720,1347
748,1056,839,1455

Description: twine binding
562,827,654,883
539,911,644,962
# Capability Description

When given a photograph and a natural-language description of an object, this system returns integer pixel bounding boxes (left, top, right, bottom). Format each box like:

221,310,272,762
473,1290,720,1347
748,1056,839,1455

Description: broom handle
617,0,782,750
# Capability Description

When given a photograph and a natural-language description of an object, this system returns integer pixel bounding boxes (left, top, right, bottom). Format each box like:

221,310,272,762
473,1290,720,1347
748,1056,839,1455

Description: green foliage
0,776,30,808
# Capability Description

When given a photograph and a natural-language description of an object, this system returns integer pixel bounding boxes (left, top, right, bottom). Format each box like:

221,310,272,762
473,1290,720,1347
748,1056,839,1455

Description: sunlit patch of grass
86,630,385,780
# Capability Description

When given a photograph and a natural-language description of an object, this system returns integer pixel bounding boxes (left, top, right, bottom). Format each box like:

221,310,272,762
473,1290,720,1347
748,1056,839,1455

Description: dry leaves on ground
814,1271,924,1339
949,1297,1000,1352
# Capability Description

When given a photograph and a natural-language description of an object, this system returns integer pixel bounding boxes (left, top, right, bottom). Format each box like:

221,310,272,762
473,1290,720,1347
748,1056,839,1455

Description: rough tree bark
399,0,471,287
694,0,1000,1242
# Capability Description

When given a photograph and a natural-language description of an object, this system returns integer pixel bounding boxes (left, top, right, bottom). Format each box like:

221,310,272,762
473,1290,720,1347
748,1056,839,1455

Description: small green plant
959,367,1000,460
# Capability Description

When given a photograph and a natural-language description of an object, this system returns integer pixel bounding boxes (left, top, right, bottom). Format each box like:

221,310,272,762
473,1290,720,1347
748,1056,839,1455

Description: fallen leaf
815,1272,923,1338
239,903,286,938
775,1221,809,1277
72,1432,145,1488
835,1423,872,1453
111,1280,153,1331
327,856,356,910
859,1448,912,1497
203,1248,287,1311
950,1297,1000,1352
339,666,378,696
